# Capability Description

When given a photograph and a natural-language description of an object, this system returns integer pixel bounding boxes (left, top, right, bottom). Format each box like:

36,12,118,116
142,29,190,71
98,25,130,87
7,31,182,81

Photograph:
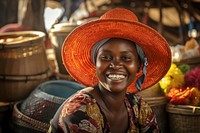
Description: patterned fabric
49,88,160,133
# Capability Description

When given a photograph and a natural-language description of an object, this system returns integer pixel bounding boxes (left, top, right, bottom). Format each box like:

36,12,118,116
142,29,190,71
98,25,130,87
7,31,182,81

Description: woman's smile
107,74,126,81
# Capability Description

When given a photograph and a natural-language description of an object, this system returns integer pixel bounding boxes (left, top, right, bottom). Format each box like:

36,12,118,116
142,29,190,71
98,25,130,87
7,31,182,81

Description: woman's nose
109,60,122,69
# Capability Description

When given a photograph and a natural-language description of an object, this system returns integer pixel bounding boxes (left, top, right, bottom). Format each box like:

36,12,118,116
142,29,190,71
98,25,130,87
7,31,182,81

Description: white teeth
108,74,125,80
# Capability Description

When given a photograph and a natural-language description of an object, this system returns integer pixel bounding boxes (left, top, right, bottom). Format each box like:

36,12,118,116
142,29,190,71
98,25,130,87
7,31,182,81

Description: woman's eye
122,56,132,61
100,55,112,61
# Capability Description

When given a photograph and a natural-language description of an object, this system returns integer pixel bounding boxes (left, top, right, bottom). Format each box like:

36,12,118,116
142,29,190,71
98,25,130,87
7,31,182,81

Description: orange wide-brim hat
62,8,172,93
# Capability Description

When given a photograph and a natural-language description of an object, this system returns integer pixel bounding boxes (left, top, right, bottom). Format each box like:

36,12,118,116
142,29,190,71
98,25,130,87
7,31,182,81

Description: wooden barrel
49,23,78,75
0,31,50,102
49,18,98,75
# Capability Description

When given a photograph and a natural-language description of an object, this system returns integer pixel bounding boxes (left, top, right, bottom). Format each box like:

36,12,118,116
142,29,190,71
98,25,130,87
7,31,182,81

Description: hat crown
100,8,138,22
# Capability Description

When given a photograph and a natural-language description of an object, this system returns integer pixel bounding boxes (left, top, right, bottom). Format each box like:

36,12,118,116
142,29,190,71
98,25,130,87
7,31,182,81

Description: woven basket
11,102,49,133
10,80,85,133
166,104,200,133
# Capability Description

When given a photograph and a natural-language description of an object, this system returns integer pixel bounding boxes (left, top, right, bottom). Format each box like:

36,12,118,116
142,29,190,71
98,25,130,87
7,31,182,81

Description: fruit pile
165,86,199,106
159,64,200,106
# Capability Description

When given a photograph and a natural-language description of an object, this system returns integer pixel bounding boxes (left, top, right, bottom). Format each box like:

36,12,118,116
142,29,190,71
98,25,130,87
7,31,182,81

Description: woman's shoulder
49,87,104,132
62,87,96,113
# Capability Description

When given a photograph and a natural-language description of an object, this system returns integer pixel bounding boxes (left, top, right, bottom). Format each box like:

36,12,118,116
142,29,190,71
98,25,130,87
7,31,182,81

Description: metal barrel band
0,68,50,81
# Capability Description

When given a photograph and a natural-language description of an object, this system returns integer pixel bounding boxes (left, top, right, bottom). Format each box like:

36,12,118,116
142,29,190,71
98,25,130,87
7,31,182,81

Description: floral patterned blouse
49,88,160,133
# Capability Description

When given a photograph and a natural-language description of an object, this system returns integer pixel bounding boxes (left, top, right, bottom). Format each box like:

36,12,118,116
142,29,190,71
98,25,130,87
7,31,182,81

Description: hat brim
62,19,172,93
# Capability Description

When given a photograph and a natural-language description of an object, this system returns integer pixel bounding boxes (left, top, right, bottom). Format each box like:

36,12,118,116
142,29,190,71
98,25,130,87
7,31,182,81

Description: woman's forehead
99,38,137,50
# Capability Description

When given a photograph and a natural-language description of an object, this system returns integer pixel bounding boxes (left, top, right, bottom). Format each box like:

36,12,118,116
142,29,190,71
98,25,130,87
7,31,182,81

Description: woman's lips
107,74,126,81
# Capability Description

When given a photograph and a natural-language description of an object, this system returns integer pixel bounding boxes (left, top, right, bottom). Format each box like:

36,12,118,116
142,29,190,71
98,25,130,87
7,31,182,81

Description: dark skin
88,38,140,133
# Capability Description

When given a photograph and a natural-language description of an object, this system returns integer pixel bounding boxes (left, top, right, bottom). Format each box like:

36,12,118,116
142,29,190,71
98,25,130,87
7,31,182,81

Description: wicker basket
10,80,85,133
166,104,200,133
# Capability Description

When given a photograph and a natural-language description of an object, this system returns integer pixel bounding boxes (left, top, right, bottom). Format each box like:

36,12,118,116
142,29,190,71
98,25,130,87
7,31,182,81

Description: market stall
0,0,200,133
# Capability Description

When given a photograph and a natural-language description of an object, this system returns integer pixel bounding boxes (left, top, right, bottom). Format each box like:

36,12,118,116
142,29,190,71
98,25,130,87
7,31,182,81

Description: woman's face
95,38,140,93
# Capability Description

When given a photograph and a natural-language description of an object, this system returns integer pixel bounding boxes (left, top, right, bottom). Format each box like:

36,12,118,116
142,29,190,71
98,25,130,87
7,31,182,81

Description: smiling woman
94,39,140,93
48,8,172,133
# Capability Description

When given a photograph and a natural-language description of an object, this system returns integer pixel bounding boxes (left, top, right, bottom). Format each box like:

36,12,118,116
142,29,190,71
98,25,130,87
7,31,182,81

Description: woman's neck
97,84,126,113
